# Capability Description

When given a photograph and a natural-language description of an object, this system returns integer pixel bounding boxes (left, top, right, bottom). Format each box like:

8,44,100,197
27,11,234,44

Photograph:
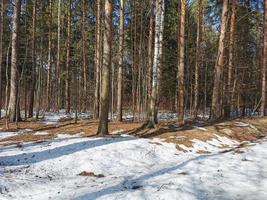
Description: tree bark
94,0,101,119
81,0,87,112
261,0,267,116
148,0,165,127
65,0,71,114
28,0,37,118
47,0,52,111
146,0,154,120
117,0,124,122
193,0,203,119
177,0,185,125
8,0,21,122
225,0,236,118
211,0,228,120
56,0,61,110
0,0,4,119
97,0,112,135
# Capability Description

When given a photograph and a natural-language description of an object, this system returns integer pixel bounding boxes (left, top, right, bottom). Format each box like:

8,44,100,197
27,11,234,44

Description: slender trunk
97,0,112,135
193,0,203,119
261,0,267,116
28,0,36,118
94,0,101,119
0,0,4,119
117,0,124,121
56,0,61,110
146,0,154,120
177,0,185,125
47,0,52,111
225,0,236,118
82,0,87,112
148,0,165,127
65,0,71,113
211,0,228,119
8,0,21,122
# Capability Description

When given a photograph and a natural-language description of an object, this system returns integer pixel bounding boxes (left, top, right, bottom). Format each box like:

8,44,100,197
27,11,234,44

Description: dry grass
0,117,267,149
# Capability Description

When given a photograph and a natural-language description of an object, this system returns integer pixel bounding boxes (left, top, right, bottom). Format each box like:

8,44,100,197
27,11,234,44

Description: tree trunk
146,0,154,120
211,0,228,120
117,0,124,122
94,0,101,119
8,0,21,122
47,0,52,111
0,0,4,119
261,0,267,116
177,0,185,126
65,0,71,114
56,0,61,110
224,0,236,118
97,0,112,135
28,0,37,118
81,0,87,112
148,0,165,127
193,0,203,119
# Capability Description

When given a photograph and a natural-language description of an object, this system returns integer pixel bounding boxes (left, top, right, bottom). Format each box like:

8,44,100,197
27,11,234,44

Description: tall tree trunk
261,0,267,116
56,0,61,110
148,0,165,127
65,0,71,113
177,0,185,125
8,0,21,122
225,0,236,117
146,0,154,120
193,0,203,119
28,0,37,118
97,0,112,135
0,0,4,119
211,0,228,120
117,0,124,122
47,0,52,111
82,0,87,112
94,0,101,119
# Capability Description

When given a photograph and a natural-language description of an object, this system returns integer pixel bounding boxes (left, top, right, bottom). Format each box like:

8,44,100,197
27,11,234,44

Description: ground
0,112,267,199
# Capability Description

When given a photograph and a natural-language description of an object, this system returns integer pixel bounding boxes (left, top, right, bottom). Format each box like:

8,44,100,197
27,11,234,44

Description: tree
28,0,37,118
177,0,185,125
261,0,267,116
46,0,52,111
148,0,165,127
193,0,203,119
211,0,228,120
0,0,4,119
97,0,112,135
8,0,21,122
225,0,236,117
56,0,61,110
117,0,124,122
65,0,71,113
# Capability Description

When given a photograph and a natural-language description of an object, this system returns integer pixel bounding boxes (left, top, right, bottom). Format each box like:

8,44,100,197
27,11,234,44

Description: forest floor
0,112,267,199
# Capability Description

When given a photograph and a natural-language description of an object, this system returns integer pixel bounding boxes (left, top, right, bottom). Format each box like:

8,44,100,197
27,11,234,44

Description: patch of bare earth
0,117,266,150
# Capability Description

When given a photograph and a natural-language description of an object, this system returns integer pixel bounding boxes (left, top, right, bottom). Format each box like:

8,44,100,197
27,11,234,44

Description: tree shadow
0,136,136,166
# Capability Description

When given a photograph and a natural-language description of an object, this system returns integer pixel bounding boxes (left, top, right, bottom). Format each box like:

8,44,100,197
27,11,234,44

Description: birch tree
148,0,165,127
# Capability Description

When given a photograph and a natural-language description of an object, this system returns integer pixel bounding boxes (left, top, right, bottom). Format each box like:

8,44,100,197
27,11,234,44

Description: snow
0,129,32,141
0,132,266,200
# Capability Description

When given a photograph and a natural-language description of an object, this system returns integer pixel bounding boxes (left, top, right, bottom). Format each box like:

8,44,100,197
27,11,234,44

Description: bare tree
148,0,165,127
65,0,71,114
28,0,37,118
261,0,267,116
8,0,21,122
177,0,186,125
193,0,203,119
94,0,101,119
211,0,228,120
97,0,112,135
117,0,124,122
0,0,4,119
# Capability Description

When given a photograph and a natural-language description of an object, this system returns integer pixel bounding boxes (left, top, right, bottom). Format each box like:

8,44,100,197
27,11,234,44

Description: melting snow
0,132,266,200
